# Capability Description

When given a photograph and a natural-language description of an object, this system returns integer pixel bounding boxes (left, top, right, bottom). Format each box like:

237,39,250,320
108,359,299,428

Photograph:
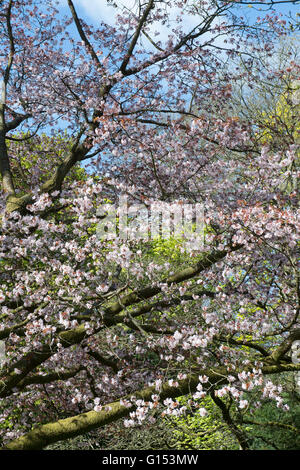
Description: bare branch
119,0,155,74
67,0,102,69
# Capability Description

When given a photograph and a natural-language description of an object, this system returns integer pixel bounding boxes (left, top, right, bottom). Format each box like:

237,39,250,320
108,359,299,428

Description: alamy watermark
96,196,204,250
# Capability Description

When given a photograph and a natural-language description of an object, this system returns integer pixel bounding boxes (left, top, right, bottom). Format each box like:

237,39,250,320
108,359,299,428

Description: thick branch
210,391,250,450
242,418,300,435
0,128,15,196
0,318,29,340
86,349,120,373
15,367,83,392
103,246,240,317
123,6,225,77
3,0,14,82
0,1,16,196
219,335,270,357
3,361,300,450
1,367,225,450
0,247,237,397
67,0,102,69
5,112,31,132
119,0,155,74
270,329,300,363
4,137,88,213
0,324,87,397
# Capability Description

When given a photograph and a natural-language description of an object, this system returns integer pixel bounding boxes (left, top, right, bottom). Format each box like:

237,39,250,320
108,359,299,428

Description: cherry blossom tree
0,0,299,450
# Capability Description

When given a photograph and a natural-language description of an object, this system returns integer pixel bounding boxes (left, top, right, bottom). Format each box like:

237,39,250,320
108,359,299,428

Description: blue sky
58,0,217,48
59,0,299,29
30,1,299,140
55,0,299,60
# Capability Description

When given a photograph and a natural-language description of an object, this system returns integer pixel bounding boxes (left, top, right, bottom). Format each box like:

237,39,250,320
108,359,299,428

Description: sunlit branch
119,0,155,74
15,367,84,392
2,361,300,450
67,0,102,70
0,247,238,398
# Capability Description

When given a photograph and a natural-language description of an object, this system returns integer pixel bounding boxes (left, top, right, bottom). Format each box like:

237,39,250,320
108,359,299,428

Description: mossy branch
2,361,300,450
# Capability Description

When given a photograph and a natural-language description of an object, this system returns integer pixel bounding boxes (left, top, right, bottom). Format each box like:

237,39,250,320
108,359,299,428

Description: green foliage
243,373,300,450
167,396,239,450
45,413,175,450
258,79,300,146
150,236,185,261
3,132,88,194
43,381,300,451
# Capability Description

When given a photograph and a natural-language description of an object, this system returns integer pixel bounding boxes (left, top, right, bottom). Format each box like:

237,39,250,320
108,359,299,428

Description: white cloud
71,0,210,44
72,0,123,25
58,0,228,58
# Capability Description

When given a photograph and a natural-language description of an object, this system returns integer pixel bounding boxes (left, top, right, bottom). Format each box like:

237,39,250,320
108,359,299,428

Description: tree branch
3,361,300,450
270,328,300,363
0,246,238,397
119,0,155,74
67,0,102,69
103,246,241,318
15,367,84,392
210,391,250,450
